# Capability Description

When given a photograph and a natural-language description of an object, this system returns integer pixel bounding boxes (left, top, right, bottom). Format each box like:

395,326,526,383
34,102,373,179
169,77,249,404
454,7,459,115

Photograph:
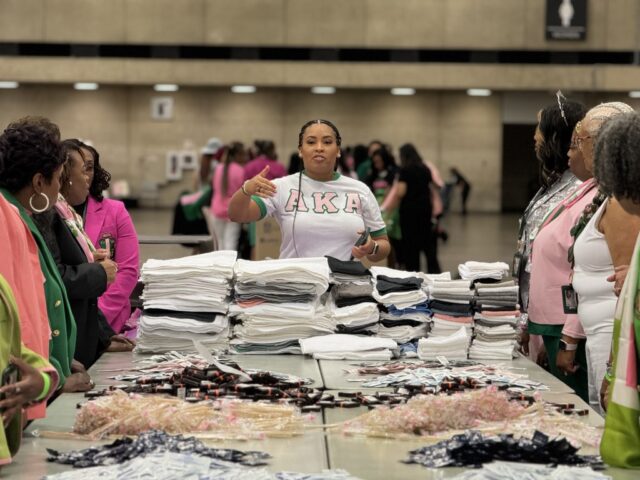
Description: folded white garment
458,261,510,281
139,314,228,334
312,349,393,360
417,326,469,360
299,334,397,354
141,250,237,279
372,289,428,309
234,257,330,294
377,324,429,344
331,302,379,327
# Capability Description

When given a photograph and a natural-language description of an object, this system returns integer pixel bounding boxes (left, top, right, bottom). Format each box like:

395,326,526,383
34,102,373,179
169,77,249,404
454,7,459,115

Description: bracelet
367,241,379,257
35,371,51,402
241,180,251,196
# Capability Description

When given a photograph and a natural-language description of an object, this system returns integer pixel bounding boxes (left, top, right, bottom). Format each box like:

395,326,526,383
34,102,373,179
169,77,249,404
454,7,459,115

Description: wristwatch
559,339,578,351
368,241,379,256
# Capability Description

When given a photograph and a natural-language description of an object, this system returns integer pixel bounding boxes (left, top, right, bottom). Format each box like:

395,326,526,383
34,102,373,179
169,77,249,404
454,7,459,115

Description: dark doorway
501,124,541,212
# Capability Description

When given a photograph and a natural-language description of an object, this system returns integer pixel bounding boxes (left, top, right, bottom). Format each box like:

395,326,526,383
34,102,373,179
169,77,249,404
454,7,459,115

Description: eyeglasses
575,135,591,149
574,121,591,149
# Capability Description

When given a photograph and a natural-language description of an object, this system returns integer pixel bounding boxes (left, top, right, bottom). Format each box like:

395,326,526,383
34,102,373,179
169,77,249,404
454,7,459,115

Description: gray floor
130,208,520,275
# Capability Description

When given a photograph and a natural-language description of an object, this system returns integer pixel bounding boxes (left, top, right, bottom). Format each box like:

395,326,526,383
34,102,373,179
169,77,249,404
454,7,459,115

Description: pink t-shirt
211,162,245,219
528,179,597,336
244,155,286,181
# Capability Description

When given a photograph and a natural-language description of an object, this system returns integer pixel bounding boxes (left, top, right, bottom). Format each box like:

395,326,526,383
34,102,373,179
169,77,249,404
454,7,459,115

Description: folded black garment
404,430,604,469
429,300,472,315
142,309,218,323
475,303,519,312
326,255,370,276
336,324,378,335
380,319,425,328
376,275,423,294
335,295,377,308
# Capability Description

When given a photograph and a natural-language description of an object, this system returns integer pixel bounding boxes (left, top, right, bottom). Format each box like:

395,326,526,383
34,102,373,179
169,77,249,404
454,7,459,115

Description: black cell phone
561,284,579,314
354,227,371,247
0,363,20,411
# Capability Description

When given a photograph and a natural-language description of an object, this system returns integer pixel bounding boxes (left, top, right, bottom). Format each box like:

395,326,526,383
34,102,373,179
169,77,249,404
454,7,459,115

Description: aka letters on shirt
253,172,386,260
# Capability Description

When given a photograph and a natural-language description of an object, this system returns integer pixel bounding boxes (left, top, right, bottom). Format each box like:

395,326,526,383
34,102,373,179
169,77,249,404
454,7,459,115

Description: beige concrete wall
0,0,638,50
3,56,640,92
0,85,503,210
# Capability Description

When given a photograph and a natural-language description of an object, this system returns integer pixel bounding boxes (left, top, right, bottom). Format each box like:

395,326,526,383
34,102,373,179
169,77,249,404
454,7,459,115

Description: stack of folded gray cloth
326,256,375,308
229,257,332,354
469,310,520,360
136,251,236,353
473,279,519,311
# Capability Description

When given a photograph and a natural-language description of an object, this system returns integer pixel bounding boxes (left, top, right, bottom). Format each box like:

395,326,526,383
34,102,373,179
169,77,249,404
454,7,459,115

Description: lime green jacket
0,275,57,465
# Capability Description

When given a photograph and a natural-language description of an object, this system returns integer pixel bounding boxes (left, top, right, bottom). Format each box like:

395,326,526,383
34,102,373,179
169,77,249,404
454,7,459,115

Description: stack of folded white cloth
417,326,470,360
230,257,332,353
370,266,428,308
458,261,510,281
140,250,236,313
378,303,431,344
469,311,520,360
137,251,236,353
299,334,397,360
331,301,380,335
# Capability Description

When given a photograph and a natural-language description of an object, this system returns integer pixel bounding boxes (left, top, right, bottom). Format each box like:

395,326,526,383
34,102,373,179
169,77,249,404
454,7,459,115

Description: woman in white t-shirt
228,119,390,261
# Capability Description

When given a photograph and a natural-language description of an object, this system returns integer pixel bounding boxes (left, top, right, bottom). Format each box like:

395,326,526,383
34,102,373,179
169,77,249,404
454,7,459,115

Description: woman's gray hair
594,111,640,204
583,102,634,138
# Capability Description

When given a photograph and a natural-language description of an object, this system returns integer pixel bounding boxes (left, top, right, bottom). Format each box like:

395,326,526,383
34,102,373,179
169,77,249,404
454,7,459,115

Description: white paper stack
417,326,470,360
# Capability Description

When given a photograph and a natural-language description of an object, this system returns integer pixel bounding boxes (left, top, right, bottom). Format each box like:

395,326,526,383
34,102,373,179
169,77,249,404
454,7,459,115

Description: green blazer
0,189,76,386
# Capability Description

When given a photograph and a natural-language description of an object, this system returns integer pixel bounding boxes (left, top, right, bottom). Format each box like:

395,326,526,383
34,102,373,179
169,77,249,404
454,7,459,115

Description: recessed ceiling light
0,81,19,89
74,82,99,91
628,91,640,98
466,88,492,96
231,85,256,94
154,84,179,92
391,88,416,96
311,86,336,95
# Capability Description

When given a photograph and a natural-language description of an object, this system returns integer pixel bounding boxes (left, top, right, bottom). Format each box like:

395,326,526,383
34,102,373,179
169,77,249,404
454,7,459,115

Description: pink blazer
84,196,140,334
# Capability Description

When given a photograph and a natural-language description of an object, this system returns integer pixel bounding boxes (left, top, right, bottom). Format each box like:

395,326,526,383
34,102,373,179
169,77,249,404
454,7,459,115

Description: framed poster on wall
165,151,182,181
180,150,198,170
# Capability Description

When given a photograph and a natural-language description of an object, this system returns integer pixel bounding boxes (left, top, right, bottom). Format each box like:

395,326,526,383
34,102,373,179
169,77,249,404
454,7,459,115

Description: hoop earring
29,192,50,213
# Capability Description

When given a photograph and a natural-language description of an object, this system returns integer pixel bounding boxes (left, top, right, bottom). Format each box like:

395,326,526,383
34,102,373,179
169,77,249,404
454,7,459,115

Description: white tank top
572,199,616,336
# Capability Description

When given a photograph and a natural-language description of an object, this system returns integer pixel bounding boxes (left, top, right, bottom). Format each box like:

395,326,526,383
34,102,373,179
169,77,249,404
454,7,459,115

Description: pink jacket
0,196,50,420
84,196,140,334
528,179,596,338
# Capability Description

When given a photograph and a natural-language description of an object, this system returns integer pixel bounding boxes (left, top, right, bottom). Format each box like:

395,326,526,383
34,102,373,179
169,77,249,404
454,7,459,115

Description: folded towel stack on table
299,333,397,360
417,326,470,360
458,261,510,282
469,280,521,360
378,302,431,344
136,251,236,353
229,257,332,354
428,279,474,341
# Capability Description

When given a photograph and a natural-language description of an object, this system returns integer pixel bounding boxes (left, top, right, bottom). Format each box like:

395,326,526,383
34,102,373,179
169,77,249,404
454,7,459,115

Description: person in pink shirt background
525,121,596,401
244,140,286,181
211,142,248,250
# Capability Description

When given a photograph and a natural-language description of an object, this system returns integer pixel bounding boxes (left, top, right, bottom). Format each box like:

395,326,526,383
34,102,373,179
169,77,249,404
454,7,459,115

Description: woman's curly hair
594,112,640,205
0,116,66,192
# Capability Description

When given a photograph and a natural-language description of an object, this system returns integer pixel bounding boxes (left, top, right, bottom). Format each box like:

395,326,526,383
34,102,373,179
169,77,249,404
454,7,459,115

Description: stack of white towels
417,326,470,360
458,261,510,281
229,257,333,354
136,251,236,353
299,334,397,360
